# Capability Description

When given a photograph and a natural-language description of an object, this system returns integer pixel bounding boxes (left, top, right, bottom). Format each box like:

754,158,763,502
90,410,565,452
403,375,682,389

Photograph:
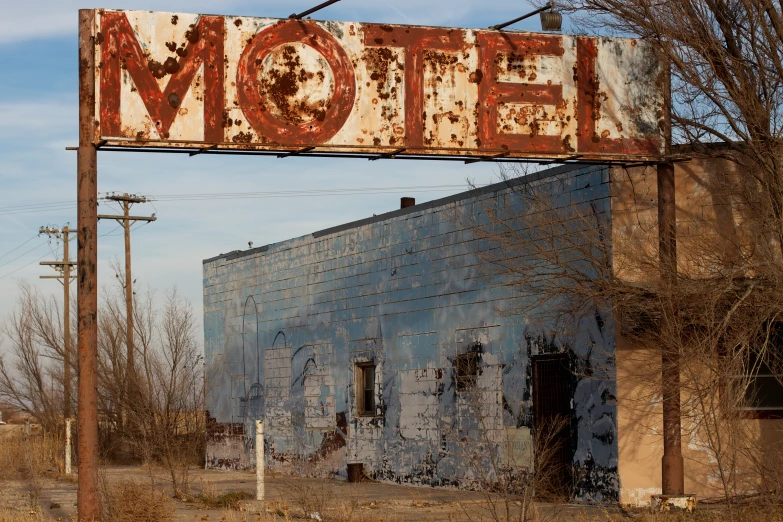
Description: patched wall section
203,165,619,499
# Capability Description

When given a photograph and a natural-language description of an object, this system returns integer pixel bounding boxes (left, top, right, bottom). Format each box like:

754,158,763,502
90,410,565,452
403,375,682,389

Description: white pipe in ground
65,418,72,475
256,420,264,501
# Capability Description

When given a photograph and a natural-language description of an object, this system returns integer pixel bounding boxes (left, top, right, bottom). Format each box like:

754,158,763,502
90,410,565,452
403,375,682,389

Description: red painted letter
99,12,225,142
363,25,464,148
476,32,564,153
237,20,356,146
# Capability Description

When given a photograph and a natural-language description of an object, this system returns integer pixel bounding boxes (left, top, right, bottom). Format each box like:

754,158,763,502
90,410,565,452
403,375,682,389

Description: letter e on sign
476,33,565,153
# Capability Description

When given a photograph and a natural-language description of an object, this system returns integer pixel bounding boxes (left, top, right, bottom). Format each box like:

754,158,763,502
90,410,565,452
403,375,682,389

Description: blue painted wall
203,164,618,500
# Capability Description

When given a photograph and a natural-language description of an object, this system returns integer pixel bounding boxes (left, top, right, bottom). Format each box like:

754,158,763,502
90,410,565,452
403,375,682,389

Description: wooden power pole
98,194,156,413
39,225,76,420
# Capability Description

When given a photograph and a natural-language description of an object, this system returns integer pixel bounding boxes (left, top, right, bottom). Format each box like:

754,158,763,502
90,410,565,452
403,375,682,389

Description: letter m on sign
99,12,225,142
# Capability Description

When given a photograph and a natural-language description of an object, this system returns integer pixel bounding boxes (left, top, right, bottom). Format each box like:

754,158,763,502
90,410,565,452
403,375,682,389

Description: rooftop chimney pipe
401,197,415,209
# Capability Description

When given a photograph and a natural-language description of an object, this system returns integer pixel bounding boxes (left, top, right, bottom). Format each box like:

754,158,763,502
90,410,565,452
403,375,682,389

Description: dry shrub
281,458,336,518
197,490,254,510
0,432,63,480
101,480,174,522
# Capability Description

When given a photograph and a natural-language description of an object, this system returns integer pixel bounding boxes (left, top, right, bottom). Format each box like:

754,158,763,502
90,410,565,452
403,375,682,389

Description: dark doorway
532,353,574,498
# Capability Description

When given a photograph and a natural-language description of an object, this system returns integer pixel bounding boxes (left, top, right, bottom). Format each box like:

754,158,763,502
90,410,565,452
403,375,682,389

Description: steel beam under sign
87,9,666,162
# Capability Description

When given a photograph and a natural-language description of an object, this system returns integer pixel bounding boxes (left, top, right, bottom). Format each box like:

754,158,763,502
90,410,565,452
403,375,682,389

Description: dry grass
219,502,405,522
101,480,175,522
0,431,63,480
0,510,45,522
578,503,783,522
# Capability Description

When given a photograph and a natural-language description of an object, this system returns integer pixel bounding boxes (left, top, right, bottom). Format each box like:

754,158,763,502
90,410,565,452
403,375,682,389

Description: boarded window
356,363,376,416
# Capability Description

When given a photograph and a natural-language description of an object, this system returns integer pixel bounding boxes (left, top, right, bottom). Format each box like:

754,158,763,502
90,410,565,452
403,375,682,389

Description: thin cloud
0,0,529,44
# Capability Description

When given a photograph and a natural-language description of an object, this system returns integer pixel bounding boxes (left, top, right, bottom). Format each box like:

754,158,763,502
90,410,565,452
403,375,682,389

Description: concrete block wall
203,164,619,499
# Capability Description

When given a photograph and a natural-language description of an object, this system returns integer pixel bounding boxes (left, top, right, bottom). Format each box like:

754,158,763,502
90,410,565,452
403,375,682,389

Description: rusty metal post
658,59,684,495
658,162,683,495
78,9,100,520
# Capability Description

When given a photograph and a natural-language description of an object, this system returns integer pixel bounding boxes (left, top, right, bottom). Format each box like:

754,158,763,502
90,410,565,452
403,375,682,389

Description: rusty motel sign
74,8,674,520
85,9,666,162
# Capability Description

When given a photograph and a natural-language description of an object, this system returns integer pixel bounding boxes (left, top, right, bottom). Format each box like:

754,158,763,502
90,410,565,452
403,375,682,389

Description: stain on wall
203,164,618,500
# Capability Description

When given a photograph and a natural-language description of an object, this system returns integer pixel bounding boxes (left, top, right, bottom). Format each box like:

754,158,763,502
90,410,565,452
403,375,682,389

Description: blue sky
0,0,548,343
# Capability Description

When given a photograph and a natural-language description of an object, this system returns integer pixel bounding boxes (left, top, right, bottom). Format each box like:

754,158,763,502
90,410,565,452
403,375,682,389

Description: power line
0,250,53,281
0,240,49,270
0,234,38,263
0,203,77,216
0,184,478,216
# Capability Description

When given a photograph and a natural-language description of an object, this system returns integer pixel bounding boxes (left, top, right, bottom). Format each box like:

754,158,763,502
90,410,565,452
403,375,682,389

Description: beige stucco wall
610,158,783,505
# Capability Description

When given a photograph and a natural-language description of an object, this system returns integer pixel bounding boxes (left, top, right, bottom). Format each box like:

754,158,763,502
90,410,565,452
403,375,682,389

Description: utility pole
98,194,156,416
39,225,76,420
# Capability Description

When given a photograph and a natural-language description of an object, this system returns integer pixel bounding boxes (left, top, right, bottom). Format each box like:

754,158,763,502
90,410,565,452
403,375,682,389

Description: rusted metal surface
89,9,666,162
78,9,101,520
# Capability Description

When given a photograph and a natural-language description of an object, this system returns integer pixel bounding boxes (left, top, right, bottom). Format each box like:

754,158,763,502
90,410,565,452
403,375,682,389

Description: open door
532,353,573,498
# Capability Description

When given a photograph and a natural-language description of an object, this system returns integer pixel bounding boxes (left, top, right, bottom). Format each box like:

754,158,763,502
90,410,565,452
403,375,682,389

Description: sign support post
77,9,101,520
657,63,684,497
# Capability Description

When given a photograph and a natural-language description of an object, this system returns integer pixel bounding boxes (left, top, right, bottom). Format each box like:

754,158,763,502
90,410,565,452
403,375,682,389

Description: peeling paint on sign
91,9,665,161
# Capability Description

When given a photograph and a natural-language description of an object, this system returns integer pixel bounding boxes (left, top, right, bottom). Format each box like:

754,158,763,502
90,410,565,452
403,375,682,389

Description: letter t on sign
363,25,464,148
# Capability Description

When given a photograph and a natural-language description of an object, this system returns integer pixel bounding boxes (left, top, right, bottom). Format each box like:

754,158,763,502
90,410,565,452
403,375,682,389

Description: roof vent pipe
401,197,415,209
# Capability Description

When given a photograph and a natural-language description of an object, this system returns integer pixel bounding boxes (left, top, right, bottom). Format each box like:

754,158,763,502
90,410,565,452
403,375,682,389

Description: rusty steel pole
63,226,72,420
77,9,101,520
658,59,684,496
658,162,683,495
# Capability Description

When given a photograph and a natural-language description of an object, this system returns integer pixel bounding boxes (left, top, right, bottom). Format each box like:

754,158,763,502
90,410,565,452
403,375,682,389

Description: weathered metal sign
90,9,665,161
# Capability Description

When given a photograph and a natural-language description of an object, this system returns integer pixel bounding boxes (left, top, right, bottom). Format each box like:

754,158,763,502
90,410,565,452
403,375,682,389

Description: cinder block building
203,160,783,504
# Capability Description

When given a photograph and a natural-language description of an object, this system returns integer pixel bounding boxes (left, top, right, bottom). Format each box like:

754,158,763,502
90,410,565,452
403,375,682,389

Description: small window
736,355,783,417
356,363,376,416
734,324,783,418
455,345,481,393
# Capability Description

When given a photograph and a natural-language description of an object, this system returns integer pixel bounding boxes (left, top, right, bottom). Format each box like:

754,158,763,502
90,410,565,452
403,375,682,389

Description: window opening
455,342,482,393
734,326,783,417
356,363,376,416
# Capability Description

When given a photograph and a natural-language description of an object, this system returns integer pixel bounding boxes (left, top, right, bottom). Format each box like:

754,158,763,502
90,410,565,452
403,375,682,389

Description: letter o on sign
237,21,356,145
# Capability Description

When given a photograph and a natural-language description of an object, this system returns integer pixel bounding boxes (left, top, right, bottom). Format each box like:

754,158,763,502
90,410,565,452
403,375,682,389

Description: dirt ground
0,465,623,521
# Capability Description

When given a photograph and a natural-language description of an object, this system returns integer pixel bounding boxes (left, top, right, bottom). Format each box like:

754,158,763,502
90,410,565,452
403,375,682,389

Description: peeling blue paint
203,164,619,501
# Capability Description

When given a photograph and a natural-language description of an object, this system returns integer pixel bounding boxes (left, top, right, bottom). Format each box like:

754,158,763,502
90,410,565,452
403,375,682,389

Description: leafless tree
123,287,205,497
0,282,72,431
0,277,205,496
466,162,783,510
556,0,783,256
